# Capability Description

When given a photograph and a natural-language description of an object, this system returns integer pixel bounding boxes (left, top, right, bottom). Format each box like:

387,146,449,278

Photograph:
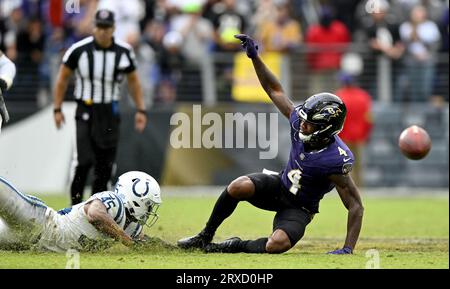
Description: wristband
343,247,353,254
53,108,62,114
136,109,147,116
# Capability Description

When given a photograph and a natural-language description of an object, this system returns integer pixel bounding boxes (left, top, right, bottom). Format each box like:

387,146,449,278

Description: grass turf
0,193,448,269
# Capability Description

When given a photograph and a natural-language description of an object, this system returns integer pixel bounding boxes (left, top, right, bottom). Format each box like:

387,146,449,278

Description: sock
203,189,239,236
239,238,268,253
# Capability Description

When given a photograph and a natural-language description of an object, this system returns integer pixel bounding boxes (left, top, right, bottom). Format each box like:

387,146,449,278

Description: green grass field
0,193,448,269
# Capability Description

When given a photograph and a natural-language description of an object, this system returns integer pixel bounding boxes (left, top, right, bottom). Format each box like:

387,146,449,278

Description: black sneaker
204,237,242,253
177,230,213,249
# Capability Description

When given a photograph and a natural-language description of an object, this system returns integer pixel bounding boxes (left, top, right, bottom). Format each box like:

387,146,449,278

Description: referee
53,9,147,205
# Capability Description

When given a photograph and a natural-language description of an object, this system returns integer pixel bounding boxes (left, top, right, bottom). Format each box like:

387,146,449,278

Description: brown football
398,125,432,160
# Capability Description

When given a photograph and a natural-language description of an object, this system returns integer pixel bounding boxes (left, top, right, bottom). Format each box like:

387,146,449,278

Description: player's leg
204,208,313,254
0,216,14,245
0,177,49,245
265,208,313,253
177,175,256,249
70,114,94,205
92,145,116,195
179,172,283,250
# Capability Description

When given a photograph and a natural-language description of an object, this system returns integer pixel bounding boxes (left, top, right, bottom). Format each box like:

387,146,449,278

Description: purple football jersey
280,107,354,213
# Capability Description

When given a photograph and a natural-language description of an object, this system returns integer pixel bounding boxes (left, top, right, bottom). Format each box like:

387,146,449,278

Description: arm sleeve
62,45,81,70
326,146,355,175
89,192,125,225
122,49,137,74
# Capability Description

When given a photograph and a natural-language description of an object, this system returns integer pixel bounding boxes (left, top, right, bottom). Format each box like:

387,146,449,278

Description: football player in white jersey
0,50,17,132
0,171,162,252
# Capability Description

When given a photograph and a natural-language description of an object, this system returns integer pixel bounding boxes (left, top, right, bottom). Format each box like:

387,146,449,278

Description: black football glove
234,34,259,59
0,78,10,123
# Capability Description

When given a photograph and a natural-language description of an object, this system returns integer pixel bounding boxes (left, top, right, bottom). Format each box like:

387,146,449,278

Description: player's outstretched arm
0,51,17,124
84,199,134,247
234,34,294,119
328,173,364,254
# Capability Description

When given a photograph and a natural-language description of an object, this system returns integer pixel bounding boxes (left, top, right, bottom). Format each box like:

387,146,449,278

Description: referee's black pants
70,102,120,205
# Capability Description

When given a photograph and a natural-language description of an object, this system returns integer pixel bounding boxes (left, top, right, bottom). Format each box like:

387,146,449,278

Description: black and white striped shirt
62,36,136,104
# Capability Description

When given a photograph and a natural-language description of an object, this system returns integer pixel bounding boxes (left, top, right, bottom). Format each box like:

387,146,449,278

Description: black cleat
204,237,242,253
177,230,213,249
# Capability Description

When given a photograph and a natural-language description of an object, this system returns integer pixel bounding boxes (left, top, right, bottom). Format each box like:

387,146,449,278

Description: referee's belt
77,99,94,106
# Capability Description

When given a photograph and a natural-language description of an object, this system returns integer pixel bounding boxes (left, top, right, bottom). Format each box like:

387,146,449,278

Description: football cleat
177,230,213,249
204,237,242,253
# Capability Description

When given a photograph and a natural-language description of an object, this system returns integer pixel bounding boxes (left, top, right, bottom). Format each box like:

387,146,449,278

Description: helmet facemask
125,198,160,228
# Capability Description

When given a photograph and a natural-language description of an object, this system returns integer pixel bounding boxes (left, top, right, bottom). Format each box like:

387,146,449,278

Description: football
398,125,432,160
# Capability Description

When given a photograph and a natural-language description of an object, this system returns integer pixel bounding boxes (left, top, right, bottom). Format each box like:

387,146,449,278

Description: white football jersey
37,191,127,252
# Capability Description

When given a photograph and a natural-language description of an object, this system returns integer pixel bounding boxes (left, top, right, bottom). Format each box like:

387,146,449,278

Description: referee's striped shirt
62,36,136,104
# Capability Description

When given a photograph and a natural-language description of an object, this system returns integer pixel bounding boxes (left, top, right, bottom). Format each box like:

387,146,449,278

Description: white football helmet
114,171,162,228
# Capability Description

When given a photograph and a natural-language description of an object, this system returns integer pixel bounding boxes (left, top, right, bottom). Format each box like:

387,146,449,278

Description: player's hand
135,110,147,133
132,234,178,250
234,34,259,59
53,108,65,129
327,247,353,255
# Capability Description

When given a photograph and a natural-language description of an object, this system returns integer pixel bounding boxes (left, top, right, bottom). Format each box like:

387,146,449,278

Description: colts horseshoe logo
132,178,150,197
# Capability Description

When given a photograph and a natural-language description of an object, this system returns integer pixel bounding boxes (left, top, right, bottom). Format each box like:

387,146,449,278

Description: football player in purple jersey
177,35,363,255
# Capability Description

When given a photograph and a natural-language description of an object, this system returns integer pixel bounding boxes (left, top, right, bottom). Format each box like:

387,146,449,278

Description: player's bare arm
252,56,294,119
84,199,134,247
53,64,73,129
234,34,294,119
127,70,147,133
329,173,364,252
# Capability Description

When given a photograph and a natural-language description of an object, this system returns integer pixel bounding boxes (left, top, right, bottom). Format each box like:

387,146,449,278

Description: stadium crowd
0,0,448,106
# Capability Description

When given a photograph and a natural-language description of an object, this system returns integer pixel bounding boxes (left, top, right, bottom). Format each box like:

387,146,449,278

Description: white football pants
0,176,49,247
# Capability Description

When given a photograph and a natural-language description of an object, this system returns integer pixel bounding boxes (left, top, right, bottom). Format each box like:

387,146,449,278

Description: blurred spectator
139,0,156,31
364,1,404,59
12,17,45,102
97,0,144,47
168,1,213,65
63,0,97,44
0,1,23,61
440,7,449,52
143,20,185,104
202,0,223,23
0,14,17,60
335,72,373,188
211,0,247,52
159,30,185,103
399,5,441,101
207,0,247,100
305,6,350,96
356,0,405,100
430,6,449,103
256,0,302,53
390,0,447,24
328,0,364,34
251,0,276,34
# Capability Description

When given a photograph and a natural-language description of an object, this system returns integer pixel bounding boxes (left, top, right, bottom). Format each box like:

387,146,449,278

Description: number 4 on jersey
338,146,348,157
338,146,352,162
287,169,302,195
